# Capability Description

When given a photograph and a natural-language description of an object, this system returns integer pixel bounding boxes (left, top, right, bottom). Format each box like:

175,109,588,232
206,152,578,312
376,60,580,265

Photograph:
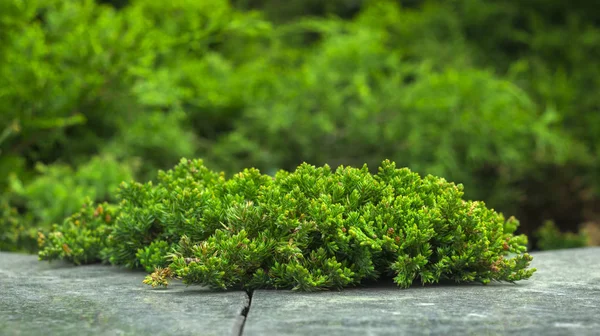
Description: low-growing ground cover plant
39,159,536,291
0,155,132,252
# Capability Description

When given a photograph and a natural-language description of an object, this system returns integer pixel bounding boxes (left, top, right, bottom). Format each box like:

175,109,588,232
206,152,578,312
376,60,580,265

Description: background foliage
1,0,599,252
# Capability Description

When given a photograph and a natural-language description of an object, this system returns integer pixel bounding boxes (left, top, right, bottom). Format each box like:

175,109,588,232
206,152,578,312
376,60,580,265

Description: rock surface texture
0,254,249,336
1,247,599,335
245,247,600,336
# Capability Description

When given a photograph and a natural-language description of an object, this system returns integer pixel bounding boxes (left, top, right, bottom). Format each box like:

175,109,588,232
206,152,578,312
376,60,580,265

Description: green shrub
0,0,270,186
534,221,589,251
0,0,272,252
38,201,119,265
40,159,536,291
0,198,35,252
3,0,599,255
0,155,133,252
136,240,174,273
0,0,144,167
212,11,588,221
453,0,600,194
8,155,132,224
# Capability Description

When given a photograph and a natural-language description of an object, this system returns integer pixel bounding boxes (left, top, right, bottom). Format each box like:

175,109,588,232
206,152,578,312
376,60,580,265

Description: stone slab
0,253,249,336
244,247,600,336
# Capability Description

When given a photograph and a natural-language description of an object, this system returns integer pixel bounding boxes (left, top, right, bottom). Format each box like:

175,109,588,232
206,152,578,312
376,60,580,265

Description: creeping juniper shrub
40,158,536,291
38,201,119,265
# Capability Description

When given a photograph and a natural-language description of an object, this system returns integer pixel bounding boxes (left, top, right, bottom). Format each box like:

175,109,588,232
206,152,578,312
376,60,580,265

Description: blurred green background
1,0,599,253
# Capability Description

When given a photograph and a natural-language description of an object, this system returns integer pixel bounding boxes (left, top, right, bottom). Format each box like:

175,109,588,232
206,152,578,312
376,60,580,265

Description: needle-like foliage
39,158,536,290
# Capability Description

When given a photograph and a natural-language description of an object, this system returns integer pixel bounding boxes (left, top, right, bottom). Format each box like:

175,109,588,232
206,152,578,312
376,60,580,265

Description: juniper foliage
39,159,536,291
38,201,119,265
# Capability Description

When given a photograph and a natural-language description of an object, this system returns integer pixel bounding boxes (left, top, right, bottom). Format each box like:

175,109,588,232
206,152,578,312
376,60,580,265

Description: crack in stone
237,290,253,336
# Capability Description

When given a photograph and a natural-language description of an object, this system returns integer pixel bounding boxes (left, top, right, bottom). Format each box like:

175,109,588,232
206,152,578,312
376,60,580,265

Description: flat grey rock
244,247,600,336
0,253,249,336
2,248,599,335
